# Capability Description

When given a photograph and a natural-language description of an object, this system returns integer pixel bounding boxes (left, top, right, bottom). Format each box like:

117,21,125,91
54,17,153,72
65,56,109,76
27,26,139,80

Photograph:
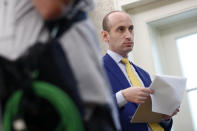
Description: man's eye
119,27,124,32
129,26,134,32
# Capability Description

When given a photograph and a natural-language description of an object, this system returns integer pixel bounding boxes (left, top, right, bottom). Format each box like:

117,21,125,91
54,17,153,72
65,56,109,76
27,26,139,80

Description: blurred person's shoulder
77,0,96,12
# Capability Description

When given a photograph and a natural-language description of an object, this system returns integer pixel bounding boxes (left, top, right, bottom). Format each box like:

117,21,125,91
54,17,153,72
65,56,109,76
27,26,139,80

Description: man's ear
101,30,110,43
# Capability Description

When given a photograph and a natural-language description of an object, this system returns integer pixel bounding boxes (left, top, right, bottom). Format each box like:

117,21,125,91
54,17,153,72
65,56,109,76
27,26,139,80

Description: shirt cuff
116,91,128,108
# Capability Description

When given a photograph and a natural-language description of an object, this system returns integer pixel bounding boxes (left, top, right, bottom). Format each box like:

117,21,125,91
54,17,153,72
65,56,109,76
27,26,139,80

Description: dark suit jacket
103,54,172,131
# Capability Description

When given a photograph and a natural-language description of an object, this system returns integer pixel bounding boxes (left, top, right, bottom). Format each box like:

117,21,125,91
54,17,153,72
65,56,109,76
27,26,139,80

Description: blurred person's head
32,0,71,20
101,11,134,57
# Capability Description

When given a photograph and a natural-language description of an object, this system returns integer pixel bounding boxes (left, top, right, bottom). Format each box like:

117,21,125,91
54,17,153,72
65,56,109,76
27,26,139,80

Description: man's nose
125,29,132,40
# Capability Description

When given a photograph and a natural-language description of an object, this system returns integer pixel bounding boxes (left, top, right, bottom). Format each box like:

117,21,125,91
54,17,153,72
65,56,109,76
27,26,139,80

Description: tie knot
121,58,130,65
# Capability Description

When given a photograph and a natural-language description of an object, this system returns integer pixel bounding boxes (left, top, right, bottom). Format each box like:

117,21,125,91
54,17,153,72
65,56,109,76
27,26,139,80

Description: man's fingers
138,91,148,96
135,96,148,104
141,88,153,94
172,108,180,116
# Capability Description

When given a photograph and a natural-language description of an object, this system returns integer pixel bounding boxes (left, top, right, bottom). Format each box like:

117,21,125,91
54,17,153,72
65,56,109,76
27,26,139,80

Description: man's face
103,12,134,57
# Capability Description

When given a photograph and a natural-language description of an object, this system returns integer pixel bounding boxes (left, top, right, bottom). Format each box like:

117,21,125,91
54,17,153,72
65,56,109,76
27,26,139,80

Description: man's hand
32,0,71,20
162,107,180,120
121,87,153,104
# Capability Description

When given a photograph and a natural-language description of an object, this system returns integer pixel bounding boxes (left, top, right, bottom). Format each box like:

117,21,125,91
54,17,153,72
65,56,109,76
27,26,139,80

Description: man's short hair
102,10,122,32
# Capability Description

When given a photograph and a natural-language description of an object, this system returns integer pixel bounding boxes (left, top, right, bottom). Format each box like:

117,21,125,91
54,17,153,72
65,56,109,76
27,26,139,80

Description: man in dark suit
101,11,179,131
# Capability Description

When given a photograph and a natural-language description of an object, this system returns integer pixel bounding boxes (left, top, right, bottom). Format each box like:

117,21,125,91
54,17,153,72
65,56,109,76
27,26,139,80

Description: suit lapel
103,54,130,89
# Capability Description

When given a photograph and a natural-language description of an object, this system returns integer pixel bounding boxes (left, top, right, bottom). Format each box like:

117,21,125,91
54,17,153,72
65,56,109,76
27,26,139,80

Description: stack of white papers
150,75,187,115
131,75,187,123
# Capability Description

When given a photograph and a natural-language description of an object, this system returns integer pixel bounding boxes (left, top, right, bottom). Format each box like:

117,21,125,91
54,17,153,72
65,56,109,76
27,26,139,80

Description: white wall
89,0,118,55
148,27,164,74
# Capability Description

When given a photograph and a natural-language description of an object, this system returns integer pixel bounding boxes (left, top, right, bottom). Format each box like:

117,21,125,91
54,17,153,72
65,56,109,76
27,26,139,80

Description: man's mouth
124,42,133,47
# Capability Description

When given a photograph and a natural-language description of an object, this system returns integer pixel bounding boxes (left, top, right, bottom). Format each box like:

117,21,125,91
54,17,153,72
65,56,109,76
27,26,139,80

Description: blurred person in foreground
0,0,121,130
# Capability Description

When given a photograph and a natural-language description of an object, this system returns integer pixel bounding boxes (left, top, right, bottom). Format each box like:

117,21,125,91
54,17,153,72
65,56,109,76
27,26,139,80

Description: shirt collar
107,50,126,63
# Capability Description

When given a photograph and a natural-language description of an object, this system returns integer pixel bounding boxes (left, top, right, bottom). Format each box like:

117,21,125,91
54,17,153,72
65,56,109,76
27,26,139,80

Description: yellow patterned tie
121,58,164,131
